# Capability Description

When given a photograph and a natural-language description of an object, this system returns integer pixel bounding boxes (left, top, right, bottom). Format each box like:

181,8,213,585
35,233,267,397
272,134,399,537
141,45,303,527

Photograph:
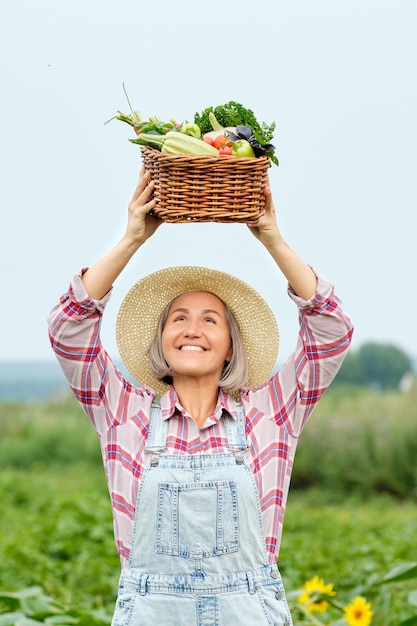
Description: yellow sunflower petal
298,575,337,610
298,592,310,604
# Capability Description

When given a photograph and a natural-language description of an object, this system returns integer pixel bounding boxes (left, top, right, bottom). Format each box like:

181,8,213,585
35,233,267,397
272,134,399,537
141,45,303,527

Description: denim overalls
111,403,293,626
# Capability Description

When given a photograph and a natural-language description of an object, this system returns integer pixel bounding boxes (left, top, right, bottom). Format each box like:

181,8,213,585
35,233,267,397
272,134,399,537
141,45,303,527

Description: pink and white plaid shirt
48,269,353,567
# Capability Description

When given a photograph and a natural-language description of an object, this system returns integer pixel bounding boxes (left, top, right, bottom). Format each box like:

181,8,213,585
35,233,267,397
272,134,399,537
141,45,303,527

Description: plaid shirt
48,269,353,567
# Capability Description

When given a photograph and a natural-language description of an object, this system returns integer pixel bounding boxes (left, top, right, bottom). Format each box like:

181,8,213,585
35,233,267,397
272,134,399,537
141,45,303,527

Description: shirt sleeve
47,269,153,437
242,271,354,438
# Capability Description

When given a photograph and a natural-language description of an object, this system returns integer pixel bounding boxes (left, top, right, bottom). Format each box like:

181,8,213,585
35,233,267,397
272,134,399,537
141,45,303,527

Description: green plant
287,562,417,625
0,586,111,625
292,382,417,499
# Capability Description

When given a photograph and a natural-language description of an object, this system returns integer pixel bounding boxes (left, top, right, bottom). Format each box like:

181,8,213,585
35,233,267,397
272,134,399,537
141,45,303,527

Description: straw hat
116,266,279,395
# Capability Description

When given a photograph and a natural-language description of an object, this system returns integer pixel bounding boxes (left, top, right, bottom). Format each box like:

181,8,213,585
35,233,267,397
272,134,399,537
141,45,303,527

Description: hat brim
116,266,279,395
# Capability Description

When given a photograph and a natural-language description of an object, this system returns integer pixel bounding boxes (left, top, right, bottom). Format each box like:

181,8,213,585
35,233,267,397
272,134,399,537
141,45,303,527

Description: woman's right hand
125,167,163,245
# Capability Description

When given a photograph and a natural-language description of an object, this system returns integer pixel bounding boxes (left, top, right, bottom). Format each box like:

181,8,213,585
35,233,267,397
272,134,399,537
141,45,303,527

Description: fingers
263,184,272,204
263,184,276,215
129,170,155,208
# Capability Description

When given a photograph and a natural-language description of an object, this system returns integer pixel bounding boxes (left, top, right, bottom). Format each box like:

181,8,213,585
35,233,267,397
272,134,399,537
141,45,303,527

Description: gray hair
148,293,248,393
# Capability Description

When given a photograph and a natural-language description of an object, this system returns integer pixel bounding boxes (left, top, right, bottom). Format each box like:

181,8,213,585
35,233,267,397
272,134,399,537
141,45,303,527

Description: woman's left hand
247,185,283,249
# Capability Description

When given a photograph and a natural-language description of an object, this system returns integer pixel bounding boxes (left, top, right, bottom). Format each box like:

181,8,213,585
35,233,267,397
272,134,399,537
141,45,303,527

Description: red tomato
219,145,232,155
203,136,216,146
214,135,232,150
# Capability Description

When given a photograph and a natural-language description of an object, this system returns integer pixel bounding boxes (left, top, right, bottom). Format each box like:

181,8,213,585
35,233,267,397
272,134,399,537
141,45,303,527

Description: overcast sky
1,0,416,369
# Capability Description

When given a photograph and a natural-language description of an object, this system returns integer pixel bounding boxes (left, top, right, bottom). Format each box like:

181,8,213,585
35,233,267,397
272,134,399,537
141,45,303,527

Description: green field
1,384,416,624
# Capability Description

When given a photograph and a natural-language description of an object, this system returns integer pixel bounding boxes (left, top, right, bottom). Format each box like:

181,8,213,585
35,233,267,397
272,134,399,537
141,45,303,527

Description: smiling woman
47,168,353,625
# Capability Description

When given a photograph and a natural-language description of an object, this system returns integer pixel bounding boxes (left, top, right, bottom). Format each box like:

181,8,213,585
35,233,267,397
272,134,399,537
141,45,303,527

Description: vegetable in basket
131,131,219,156
230,139,256,158
201,112,237,141
194,103,278,165
179,122,202,139
227,125,275,160
107,86,278,164
107,110,179,136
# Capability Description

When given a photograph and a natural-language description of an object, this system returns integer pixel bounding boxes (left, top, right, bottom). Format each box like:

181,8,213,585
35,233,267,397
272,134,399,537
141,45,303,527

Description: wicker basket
140,146,270,223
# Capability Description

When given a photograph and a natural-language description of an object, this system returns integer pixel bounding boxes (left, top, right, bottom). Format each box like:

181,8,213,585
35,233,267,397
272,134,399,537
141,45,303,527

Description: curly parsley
194,101,276,146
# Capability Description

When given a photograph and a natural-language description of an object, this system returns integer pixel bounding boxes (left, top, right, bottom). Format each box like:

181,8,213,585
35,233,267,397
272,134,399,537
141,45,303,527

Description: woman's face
161,291,233,384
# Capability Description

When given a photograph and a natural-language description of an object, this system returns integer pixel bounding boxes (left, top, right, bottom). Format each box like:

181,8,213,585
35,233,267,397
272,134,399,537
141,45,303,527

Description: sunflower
298,575,336,613
344,596,373,626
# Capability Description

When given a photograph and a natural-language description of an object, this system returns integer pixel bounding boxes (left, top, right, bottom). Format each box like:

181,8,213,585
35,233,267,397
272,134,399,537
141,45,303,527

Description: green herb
106,111,178,135
194,101,276,146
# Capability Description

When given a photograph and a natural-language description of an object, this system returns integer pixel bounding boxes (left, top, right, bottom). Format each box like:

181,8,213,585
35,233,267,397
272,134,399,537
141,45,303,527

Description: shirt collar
159,386,239,421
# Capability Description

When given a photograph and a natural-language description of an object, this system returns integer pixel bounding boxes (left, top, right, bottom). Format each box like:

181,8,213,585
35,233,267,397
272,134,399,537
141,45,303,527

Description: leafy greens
194,101,276,146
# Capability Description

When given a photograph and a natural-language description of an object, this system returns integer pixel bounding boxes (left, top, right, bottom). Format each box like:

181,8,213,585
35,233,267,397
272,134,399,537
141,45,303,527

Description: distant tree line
333,342,414,390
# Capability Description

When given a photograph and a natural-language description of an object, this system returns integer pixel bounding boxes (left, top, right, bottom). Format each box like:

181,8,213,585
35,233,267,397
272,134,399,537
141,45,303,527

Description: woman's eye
204,317,216,324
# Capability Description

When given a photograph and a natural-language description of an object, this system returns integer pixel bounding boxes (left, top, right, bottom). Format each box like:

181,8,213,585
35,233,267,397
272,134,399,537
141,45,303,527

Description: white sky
1,0,416,367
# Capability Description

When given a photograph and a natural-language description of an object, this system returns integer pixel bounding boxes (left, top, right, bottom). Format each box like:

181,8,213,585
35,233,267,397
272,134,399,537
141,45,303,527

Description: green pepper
180,122,201,139
231,139,256,158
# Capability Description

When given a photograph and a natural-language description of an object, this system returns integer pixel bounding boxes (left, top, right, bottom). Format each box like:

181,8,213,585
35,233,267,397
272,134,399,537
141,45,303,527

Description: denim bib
111,403,293,626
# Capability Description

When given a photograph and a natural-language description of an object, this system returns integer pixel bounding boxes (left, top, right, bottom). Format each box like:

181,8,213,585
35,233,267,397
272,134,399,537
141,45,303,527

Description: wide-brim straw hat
116,266,279,395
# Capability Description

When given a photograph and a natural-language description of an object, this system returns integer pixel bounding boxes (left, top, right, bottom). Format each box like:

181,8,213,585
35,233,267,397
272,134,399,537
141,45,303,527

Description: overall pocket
156,480,239,558
256,581,293,626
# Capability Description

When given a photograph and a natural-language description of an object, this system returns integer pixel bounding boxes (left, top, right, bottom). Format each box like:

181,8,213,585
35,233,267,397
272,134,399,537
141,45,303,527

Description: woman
48,168,353,625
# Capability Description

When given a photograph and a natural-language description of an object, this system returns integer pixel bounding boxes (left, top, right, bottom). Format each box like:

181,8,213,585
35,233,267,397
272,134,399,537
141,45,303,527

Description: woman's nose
184,321,201,337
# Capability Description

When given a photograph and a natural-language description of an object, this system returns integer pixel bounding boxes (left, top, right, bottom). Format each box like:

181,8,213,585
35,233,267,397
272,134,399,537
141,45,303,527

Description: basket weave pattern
140,146,270,223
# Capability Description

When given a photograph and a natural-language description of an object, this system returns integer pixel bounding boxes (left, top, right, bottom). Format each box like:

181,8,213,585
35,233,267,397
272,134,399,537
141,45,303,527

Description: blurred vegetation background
0,343,416,624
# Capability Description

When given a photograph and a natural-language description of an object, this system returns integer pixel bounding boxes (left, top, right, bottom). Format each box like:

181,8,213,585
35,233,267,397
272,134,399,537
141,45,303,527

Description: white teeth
180,345,204,351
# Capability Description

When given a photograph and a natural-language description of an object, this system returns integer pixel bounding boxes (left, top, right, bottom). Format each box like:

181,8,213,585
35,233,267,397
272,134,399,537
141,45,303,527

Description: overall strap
224,402,249,451
145,401,248,452
144,402,168,452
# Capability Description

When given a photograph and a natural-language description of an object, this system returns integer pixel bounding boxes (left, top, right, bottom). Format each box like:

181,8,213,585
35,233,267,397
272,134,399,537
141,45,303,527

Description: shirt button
275,590,283,600
270,569,278,579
